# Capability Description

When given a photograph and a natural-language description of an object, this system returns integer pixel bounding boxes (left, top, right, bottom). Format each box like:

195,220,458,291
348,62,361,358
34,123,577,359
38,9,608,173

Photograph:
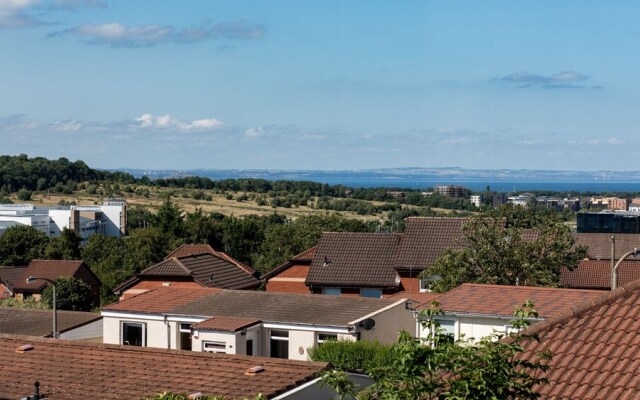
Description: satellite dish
360,318,375,330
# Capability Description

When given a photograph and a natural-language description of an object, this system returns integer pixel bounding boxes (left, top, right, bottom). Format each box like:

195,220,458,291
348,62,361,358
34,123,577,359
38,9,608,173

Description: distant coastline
110,167,640,193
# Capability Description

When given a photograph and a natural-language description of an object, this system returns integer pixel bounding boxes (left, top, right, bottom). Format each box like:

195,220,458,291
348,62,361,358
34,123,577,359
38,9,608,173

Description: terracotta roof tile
0,265,26,292
261,246,317,281
306,232,402,287
0,307,100,337
515,279,640,399
561,260,640,290
103,287,220,314
192,316,261,332
0,334,327,399
12,260,86,291
422,283,605,318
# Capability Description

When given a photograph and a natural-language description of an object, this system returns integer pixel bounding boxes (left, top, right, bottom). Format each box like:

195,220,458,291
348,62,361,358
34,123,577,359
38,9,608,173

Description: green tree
82,234,128,305
320,302,550,400
16,188,32,201
45,228,82,260
0,225,49,265
427,208,586,292
124,227,175,273
154,198,185,237
41,277,95,311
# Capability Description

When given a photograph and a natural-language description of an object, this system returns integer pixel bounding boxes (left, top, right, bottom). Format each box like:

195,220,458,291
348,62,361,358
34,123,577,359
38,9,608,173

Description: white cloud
134,113,223,131
49,20,267,47
0,0,41,28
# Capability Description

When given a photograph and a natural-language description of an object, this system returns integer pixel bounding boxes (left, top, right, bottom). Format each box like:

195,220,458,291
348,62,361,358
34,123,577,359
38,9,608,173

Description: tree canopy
0,225,48,266
426,205,586,292
41,277,95,311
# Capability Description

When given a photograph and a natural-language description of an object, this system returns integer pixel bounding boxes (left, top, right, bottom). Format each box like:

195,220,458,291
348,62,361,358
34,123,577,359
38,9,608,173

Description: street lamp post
26,276,57,338
611,248,640,291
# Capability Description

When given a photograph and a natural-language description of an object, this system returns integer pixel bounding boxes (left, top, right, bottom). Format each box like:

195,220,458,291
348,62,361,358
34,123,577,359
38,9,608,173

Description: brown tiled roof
192,316,261,332
394,217,469,271
421,283,605,319
12,260,86,291
516,280,640,399
262,246,318,281
561,259,640,290
165,243,217,259
122,253,261,292
166,244,256,275
386,291,442,307
573,233,640,260
306,233,402,287
103,287,220,314
0,265,27,291
0,334,328,399
0,307,100,337
106,287,404,327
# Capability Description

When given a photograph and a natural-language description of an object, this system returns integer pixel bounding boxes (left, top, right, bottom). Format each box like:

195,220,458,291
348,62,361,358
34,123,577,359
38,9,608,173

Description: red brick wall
265,265,311,294
266,281,311,294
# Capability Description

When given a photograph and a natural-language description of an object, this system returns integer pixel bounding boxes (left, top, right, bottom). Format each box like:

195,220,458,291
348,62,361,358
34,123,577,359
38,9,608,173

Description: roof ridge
520,279,640,338
459,283,606,293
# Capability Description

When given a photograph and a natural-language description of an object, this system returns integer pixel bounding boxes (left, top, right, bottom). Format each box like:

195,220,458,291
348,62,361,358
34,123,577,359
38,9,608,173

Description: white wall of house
355,301,414,344
416,313,542,342
103,315,183,349
192,330,238,354
60,319,103,341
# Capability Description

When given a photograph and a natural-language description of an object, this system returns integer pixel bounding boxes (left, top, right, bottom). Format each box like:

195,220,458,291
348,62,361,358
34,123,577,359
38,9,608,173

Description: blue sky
1,0,638,171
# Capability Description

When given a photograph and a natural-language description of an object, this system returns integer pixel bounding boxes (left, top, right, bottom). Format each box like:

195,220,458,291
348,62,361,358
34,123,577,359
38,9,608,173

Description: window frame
322,287,342,296
202,341,227,354
121,321,146,347
359,288,382,298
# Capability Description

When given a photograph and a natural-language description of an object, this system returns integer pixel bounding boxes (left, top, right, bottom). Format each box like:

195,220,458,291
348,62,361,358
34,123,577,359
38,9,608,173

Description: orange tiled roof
104,287,220,314
0,334,327,399
12,260,87,291
421,283,605,319
517,280,640,399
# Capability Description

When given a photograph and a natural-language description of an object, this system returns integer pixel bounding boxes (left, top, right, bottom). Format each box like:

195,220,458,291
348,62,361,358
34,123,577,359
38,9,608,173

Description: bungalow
101,287,413,360
415,283,605,341
114,244,260,299
0,265,26,298
266,217,470,298
0,333,340,399
516,279,640,399
11,259,101,306
0,306,102,340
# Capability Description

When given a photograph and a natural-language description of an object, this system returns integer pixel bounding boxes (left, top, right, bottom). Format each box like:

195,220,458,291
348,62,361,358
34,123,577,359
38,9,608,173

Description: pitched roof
394,217,469,271
105,287,405,327
516,280,640,399
422,283,605,319
115,252,261,293
12,260,87,291
561,260,640,290
0,334,328,399
0,265,27,291
261,246,317,281
573,233,640,260
166,244,256,275
306,232,402,287
192,316,261,332
0,307,100,337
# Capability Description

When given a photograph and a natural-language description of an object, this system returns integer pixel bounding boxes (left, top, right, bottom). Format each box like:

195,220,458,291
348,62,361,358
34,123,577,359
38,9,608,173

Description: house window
419,279,430,293
317,333,337,345
270,330,289,359
179,323,192,351
246,339,254,356
434,319,455,342
122,322,146,346
360,288,382,298
322,287,341,296
202,341,226,353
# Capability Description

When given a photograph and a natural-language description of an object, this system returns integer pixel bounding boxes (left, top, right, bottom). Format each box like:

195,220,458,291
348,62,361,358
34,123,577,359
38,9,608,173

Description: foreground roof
306,232,402,287
104,287,405,327
561,260,640,290
517,280,640,399
422,283,605,319
12,260,91,292
0,334,327,399
0,307,101,337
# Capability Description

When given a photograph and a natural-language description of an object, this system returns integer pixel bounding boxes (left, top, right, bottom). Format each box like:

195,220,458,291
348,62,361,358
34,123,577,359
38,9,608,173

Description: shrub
308,340,394,374
17,189,32,201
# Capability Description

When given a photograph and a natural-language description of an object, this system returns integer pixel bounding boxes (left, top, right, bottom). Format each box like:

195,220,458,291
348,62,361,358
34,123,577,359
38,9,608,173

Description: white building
102,287,414,361
470,195,482,208
415,283,604,342
0,200,126,242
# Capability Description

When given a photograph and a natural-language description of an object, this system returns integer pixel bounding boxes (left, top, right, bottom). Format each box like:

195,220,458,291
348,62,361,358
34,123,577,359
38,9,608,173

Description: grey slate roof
140,253,261,290
107,287,403,327
0,306,101,337
305,233,402,288
572,233,640,260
